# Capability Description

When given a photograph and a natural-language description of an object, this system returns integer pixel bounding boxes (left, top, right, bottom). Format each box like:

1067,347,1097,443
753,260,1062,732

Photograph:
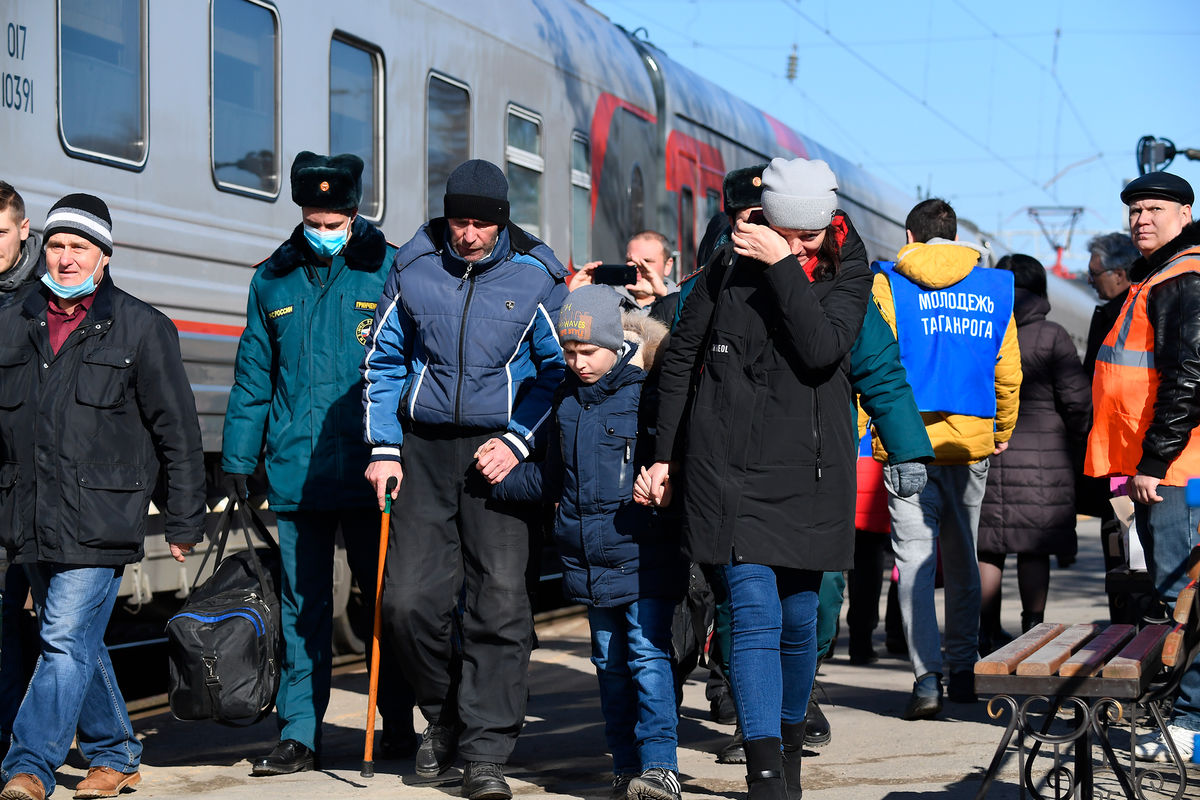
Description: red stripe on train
172,319,245,337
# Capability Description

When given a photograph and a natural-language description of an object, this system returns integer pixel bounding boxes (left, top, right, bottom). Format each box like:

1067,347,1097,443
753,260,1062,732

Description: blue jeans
1134,486,1200,732
720,562,822,741
1,565,139,795
588,598,678,775
275,509,408,751
887,461,988,679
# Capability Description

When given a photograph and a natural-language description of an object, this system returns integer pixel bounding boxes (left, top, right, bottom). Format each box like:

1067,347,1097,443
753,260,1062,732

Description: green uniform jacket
222,217,396,511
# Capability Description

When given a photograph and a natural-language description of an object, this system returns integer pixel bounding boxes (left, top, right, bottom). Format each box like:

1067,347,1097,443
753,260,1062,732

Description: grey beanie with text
760,157,838,231
557,285,624,353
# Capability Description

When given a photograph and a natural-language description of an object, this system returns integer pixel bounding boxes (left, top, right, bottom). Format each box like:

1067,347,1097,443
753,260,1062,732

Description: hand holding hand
634,462,673,507
731,219,791,265
475,437,519,485
365,460,404,511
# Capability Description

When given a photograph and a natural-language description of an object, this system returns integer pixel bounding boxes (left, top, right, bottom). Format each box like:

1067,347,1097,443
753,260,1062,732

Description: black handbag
165,499,281,726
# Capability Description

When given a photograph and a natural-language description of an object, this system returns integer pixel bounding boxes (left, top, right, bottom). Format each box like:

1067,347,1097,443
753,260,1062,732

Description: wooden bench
973,545,1200,800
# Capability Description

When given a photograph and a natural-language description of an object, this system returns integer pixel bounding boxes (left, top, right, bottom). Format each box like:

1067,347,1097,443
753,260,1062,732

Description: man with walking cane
222,152,415,775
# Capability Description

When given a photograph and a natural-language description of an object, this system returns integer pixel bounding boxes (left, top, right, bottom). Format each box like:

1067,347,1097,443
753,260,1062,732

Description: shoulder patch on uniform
268,305,294,319
356,317,372,345
355,300,378,311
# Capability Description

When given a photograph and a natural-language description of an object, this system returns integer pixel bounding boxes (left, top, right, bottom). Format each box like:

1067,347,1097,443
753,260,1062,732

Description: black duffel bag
166,499,281,725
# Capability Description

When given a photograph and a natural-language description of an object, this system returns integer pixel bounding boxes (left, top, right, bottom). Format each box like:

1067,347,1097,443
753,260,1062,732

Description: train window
211,0,280,198
570,134,591,266
427,73,470,220
506,106,543,237
680,186,696,275
629,165,645,235
330,35,384,220
705,190,721,225
58,0,148,168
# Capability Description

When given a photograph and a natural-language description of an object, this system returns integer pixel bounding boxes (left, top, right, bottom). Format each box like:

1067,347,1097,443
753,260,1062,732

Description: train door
666,133,725,276
590,94,656,264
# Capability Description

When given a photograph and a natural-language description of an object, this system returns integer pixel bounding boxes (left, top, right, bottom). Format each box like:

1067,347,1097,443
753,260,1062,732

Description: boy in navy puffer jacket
495,285,686,800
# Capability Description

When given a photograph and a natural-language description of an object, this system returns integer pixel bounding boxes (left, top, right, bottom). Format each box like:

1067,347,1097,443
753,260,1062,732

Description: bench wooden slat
1163,622,1185,667
1060,624,1135,677
1103,624,1169,679
975,623,1066,675
1173,579,1196,625
1016,624,1099,676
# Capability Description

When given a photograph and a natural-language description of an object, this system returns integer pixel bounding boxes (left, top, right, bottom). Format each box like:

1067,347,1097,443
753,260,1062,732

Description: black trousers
380,428,538,763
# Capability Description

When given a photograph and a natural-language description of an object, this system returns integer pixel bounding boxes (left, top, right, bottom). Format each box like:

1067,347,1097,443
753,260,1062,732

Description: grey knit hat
43,193,113,255
760,157,838,231
558,285,623,353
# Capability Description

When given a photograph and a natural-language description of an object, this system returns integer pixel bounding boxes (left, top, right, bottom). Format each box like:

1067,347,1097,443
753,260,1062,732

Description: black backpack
166,500,281,725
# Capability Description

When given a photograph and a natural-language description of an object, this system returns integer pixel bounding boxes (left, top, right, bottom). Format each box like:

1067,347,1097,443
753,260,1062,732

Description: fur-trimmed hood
622,312,670,372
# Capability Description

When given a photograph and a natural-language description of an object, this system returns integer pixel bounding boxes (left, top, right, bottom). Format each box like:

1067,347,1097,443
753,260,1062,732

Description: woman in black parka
977,254,1091,647
637,158,871,800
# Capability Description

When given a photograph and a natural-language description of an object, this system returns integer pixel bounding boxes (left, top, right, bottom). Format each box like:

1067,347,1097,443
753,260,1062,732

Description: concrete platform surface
42,517,1199,798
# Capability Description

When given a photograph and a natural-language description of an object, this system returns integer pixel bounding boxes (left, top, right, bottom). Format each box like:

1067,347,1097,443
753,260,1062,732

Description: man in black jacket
0,194,205,800
0,181,42,760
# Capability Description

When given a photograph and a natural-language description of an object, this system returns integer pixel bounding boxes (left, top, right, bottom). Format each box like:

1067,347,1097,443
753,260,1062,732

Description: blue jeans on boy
720,562,822,740
887,461,988,681
2,564,139,795
587,598,678,776
1134,486,1200,733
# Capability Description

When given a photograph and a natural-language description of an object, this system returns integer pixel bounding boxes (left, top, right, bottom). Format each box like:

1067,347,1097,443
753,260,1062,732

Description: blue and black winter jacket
362,220,568,461
494,343,686,607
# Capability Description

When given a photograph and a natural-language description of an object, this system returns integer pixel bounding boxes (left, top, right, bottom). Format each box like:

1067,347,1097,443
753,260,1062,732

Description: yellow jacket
871,240,1022,465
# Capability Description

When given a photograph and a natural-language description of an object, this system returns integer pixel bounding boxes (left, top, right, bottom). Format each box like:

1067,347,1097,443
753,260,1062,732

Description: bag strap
188,505,234,594
229,499,279,605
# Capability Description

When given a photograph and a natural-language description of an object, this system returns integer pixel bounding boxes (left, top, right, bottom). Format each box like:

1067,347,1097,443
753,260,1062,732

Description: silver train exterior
0,0,1097,610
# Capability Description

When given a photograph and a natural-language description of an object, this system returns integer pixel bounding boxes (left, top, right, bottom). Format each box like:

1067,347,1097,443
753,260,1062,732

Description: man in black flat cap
363,159,568,799
222,151,414,775
1086,170,1200,762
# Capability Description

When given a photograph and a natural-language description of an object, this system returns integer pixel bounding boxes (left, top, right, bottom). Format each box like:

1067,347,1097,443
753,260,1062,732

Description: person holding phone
570,230,678,324
636,157,872,800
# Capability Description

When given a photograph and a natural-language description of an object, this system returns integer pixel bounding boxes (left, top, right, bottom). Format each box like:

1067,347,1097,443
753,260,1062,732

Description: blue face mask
41,253,102,299
303,223,350,258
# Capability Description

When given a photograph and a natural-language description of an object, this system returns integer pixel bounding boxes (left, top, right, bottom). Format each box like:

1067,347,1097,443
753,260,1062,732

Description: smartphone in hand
592,264,639,285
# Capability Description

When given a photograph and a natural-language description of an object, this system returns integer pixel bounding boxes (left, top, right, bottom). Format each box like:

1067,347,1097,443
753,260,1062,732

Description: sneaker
609,774,635,800
628,768,681,800
1132,724,1196,763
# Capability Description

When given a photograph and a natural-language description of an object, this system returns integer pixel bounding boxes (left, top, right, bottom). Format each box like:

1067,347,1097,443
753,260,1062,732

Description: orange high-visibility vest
1085,246,1200,485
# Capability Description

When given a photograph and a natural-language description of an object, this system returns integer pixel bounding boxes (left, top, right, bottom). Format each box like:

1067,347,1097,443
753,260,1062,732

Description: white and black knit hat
760,157,838,231
44,193,113,256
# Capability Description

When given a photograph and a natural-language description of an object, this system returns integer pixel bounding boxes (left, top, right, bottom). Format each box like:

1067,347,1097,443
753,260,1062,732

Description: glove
221,472,249,503
889,461,927,498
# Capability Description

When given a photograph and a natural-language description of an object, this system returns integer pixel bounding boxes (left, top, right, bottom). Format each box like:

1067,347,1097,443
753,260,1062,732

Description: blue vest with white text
874,260,1013,418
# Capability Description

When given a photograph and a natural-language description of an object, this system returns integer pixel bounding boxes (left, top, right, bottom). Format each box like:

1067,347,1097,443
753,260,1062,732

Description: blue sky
588,0,1200,274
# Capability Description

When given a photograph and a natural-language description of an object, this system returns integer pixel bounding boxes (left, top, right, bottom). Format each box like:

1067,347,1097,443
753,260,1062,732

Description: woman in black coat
637,157,870,800
977,254,1091,648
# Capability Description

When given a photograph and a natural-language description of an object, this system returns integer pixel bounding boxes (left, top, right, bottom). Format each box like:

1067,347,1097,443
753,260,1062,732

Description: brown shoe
0,773,46,800
74,767,141,799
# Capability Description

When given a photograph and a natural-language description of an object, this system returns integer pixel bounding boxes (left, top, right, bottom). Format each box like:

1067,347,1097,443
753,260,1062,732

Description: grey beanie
760,157,838,231
558,285,623,352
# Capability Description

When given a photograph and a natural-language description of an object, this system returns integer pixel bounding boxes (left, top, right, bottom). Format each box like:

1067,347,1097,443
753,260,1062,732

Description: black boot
802,694,831,748
781,722,804,800
744,737,787,800
716,722,746,764
1021,611,1044,633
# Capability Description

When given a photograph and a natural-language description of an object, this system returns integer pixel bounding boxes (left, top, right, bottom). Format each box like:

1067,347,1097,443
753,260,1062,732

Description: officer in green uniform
222,152,413,775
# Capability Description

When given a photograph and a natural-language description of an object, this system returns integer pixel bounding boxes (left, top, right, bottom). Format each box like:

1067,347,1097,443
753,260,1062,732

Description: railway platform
45,518,1197,799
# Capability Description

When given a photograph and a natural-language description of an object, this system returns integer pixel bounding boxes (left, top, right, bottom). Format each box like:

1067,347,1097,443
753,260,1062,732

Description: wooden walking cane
362,476,397,778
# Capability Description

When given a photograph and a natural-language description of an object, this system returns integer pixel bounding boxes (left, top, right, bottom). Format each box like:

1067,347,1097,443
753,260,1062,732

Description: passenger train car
0,0,1096,630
